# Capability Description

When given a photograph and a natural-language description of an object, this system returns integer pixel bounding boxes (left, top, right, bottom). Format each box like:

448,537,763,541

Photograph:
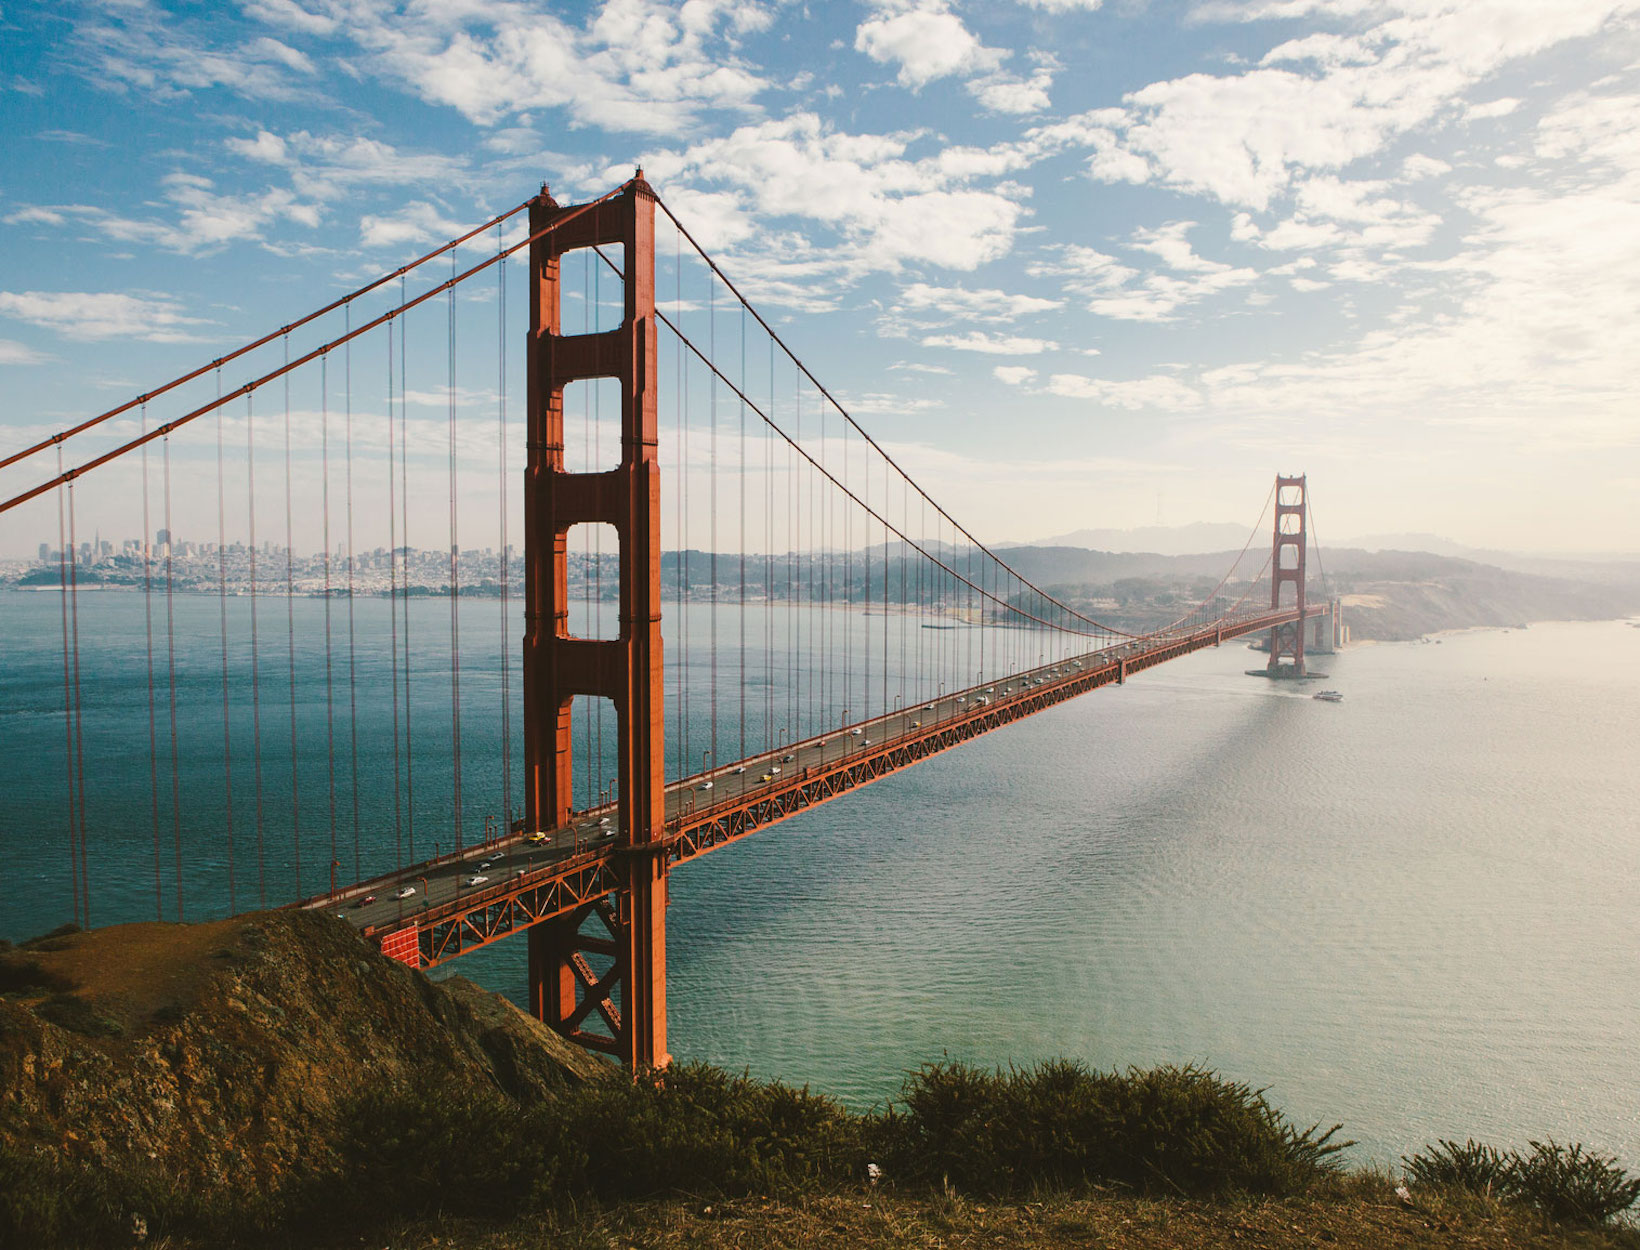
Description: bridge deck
307,605,1323,968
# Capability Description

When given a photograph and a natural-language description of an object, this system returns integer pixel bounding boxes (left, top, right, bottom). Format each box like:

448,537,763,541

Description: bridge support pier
521,174,670,1071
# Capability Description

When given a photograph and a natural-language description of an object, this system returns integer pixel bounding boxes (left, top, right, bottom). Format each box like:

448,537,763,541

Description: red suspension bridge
0,174,1334,1071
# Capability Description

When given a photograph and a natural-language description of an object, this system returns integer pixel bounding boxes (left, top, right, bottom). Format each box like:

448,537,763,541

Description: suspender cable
593,254,604,806
765,336,774,754
448,251,463,849
400,279,415,862
247,393,267,906
66,479,90,925
497,231,512,832
679,226,690,783
583,255,594,807
161,436,181,921
738,302,746,763
322,352,338,893
57,450,81,927
387,319,404,871
140,416,162,920
215,371,237,914
345,308,362,880
283,335,303,898
709,272,718,780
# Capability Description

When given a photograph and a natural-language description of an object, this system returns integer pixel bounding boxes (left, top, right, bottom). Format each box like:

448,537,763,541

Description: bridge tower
521,176,670,1070
1266,474,1308,677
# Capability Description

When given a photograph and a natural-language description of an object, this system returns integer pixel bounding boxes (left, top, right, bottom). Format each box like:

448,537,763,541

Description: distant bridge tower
521,175,670,1070
1266,474,1308,677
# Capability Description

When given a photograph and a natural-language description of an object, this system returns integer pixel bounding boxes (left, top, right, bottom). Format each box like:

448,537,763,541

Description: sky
1,0,1638,556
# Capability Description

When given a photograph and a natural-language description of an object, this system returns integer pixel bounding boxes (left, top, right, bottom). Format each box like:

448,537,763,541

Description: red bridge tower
1266,473,1308,677
521,176,670,1070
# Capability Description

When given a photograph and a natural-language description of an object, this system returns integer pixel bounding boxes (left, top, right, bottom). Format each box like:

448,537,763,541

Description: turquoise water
3,588,1637,1167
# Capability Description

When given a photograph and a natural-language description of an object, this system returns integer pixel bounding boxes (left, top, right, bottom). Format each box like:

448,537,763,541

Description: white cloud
970,65,1055,115
6,173,320,254
359,201,465,249
646,113,1033,274
1045,372,1206,410
1061,1,1640,211
345,0,768,135
242,0,339,37
1401,152,1451,179
71,2,326,103
1535,90,1640,172
994,365,1037,385
0,291,213,343
1030,230,1257,322
923,331,1058,354
0,338,53,365
854,2,1005,89
1464,96,1521,121
841,392,945,416
225,129,470,203
894,281,1063,322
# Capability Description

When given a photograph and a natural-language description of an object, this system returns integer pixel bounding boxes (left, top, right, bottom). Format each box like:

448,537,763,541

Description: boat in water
1313,690,1343,702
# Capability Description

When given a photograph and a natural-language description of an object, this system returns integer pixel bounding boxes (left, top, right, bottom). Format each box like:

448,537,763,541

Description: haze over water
3,589,1636,1168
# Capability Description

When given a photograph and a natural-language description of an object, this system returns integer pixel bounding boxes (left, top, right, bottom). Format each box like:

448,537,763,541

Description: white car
698,780,713,790
392,886,416,900
463,874,489,887
850,727,863,736
732,765,746,774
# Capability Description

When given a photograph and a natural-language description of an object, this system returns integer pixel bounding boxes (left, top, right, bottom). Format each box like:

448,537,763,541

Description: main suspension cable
2,199,535,474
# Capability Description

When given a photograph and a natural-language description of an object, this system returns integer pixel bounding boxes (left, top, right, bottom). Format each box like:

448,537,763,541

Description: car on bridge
463,874,489,887
392,886,416,900
352,894,376,908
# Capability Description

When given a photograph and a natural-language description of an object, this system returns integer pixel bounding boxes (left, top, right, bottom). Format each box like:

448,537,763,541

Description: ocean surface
2,586,1637,1168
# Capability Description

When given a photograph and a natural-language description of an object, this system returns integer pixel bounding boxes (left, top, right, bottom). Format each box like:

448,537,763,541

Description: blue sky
2,0,1637,555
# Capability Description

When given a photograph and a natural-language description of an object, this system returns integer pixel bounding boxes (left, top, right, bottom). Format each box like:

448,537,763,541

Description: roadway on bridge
318,639,1161,934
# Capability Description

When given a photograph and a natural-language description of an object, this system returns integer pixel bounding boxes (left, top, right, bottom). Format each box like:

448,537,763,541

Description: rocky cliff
0,911,609,1207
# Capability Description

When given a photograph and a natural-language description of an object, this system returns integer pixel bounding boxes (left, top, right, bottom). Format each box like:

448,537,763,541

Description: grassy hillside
2,914,1635,1248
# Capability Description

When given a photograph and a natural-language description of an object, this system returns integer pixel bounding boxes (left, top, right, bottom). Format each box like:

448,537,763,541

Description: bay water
2,587,1636,1168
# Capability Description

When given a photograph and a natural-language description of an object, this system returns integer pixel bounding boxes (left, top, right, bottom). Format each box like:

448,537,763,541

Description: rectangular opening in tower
566,521,620,641
560,377,624,475
568,692,620,815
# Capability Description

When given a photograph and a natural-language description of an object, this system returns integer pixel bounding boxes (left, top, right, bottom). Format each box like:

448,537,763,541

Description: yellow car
526,832,548,844
760,772,774,783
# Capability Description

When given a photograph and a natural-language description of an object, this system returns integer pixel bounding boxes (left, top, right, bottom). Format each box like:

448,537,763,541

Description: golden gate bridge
0,174,1333,1070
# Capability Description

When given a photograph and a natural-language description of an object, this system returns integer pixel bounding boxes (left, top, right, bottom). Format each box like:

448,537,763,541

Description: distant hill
1022,522,1254,556
993,543,1640,642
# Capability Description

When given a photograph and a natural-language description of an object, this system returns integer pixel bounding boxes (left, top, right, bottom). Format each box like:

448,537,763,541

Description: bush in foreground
1404,1137,1640,1226
881,1060,1350,1198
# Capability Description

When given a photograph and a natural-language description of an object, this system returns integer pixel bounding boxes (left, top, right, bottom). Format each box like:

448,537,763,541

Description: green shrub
1508,1139,1640,1225
880,1060,1349,1198
1402,1138,1511,1195
541,1062,866,1201
1404,1136,1640,1226
314,1077,532,1222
